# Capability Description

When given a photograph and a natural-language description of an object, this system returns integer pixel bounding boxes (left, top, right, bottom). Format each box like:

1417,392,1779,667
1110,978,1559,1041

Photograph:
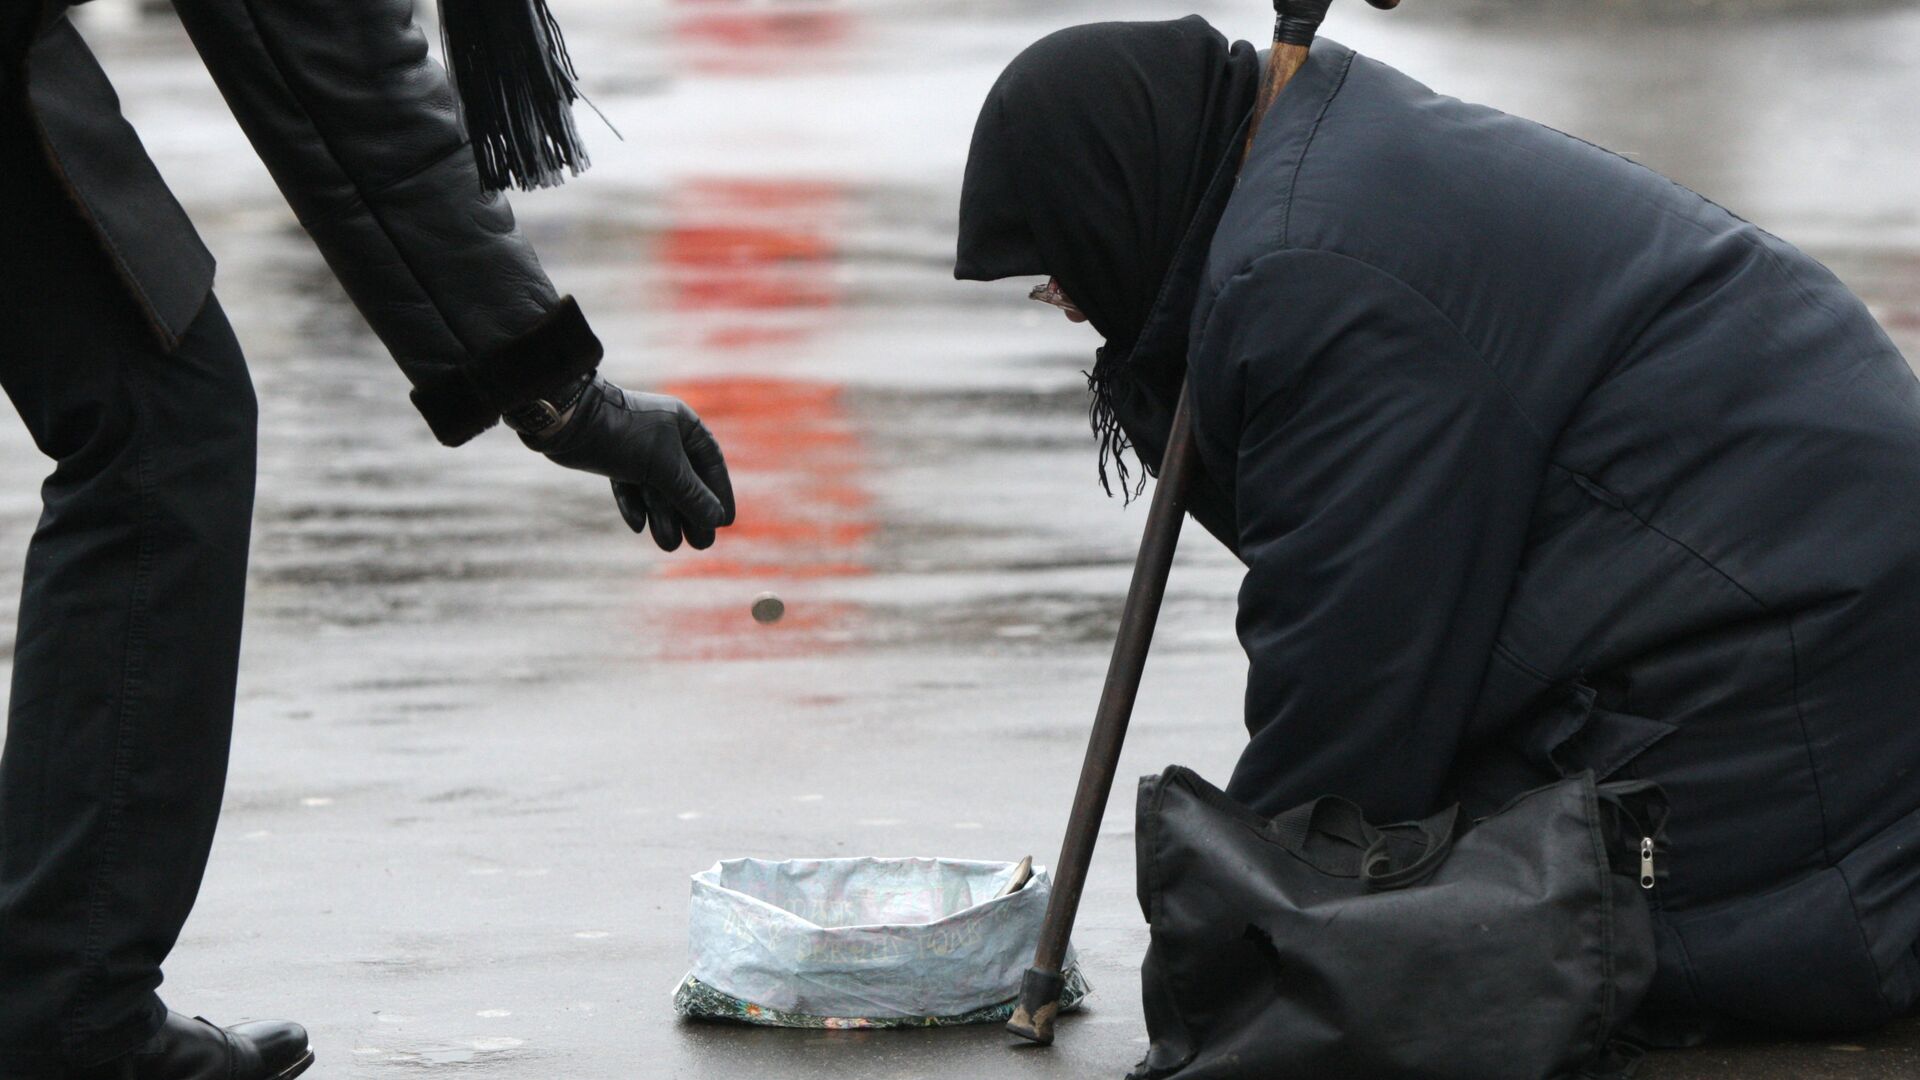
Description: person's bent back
1187,37,1920,1037
955,18,1920,1041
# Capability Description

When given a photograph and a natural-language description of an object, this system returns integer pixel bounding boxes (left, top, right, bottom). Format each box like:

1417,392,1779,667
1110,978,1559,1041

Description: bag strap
1269,796,1374,851
1272,795,1373,846
1364,804,1460,891
1267,797,1459,889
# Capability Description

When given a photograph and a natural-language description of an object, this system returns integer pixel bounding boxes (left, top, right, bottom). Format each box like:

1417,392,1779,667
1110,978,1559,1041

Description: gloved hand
522,376,736,551
1274,0,1399,46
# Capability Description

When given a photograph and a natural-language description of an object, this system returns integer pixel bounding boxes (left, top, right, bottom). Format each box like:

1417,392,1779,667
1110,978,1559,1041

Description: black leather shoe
80,1012,312,1080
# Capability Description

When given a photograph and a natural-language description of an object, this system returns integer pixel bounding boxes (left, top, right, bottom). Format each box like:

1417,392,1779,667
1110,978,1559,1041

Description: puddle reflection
669,0,856,75
658,179,844,348
650,176,873,660
663,377,873,583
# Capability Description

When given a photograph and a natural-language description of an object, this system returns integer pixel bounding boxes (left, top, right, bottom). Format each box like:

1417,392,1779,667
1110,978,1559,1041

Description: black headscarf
956,17,1259,495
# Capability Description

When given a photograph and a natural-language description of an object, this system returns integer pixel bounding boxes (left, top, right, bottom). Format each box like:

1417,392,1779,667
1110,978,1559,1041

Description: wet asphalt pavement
2,1,1918,1076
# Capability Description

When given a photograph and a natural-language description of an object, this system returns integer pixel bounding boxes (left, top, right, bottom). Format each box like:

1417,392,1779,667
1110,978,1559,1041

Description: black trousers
0,100,257,1071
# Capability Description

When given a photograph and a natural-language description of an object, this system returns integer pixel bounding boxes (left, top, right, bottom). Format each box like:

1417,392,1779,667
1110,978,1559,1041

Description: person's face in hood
954,17,1258,356
1030,277,1090,324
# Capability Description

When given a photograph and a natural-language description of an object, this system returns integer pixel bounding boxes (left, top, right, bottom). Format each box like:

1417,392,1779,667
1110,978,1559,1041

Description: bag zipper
1639,837,1656,890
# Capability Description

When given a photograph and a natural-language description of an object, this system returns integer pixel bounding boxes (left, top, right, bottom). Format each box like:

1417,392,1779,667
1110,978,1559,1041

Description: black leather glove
523,376,736,551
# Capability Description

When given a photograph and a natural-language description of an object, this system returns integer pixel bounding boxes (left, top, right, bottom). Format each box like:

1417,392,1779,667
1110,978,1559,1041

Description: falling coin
751,592,785,624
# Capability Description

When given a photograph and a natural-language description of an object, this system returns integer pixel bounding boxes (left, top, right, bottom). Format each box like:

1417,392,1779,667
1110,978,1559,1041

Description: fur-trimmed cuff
409,296,604,446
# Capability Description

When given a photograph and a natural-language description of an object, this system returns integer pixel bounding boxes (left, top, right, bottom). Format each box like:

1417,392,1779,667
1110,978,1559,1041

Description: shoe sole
272,1049,315,1080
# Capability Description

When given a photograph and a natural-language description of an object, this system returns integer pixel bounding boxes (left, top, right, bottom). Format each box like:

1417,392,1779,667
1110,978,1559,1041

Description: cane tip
1006,1007,1055,1046
1007,967,1066,1046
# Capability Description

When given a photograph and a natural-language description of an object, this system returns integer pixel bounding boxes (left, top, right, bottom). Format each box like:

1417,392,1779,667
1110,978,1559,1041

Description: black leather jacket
6,0,600,446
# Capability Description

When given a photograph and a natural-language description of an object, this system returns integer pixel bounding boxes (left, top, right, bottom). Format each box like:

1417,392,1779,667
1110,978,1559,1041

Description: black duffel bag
1131,767,1667,1080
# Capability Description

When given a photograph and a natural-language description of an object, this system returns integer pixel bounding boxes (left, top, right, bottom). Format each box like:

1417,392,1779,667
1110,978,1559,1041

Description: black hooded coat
959,22,1920,1037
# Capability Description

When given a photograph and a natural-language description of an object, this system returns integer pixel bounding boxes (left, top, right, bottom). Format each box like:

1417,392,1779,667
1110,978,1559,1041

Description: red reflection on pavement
670,0,853,75
651,377,872,662
647,175,872,660
662,377,872,582
658,180,842,337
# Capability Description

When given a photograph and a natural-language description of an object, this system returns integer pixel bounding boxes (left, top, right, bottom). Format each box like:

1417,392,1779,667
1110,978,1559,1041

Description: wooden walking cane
1006,0,1402,1046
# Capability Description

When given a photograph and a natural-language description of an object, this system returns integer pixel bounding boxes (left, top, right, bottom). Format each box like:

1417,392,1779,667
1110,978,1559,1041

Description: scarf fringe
438,0,590,192
1087,351,1148,503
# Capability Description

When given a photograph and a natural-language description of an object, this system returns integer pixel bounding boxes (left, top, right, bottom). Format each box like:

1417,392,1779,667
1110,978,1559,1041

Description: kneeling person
957,17,1920,1039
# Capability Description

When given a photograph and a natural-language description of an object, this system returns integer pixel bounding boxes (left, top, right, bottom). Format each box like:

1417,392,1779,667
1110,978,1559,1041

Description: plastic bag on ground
675,856,1088,1028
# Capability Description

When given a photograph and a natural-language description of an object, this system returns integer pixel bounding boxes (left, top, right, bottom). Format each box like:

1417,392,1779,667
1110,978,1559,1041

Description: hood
955,15,1258,494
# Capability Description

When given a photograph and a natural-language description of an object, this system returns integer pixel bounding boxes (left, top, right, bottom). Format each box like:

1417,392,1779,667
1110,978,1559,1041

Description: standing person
0,1,735,1076
958,18,1920,1042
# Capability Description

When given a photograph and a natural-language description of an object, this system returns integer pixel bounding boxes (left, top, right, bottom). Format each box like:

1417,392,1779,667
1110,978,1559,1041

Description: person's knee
160,299,257,471
133,301,258,538
204,353,259,477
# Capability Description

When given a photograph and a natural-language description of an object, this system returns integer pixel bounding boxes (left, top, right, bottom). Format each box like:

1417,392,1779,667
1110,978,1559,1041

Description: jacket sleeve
1190,249,1548,822
170,0,601,445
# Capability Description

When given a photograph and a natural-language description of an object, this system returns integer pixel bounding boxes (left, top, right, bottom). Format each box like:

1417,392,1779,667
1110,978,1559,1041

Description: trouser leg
0,106,259,1070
